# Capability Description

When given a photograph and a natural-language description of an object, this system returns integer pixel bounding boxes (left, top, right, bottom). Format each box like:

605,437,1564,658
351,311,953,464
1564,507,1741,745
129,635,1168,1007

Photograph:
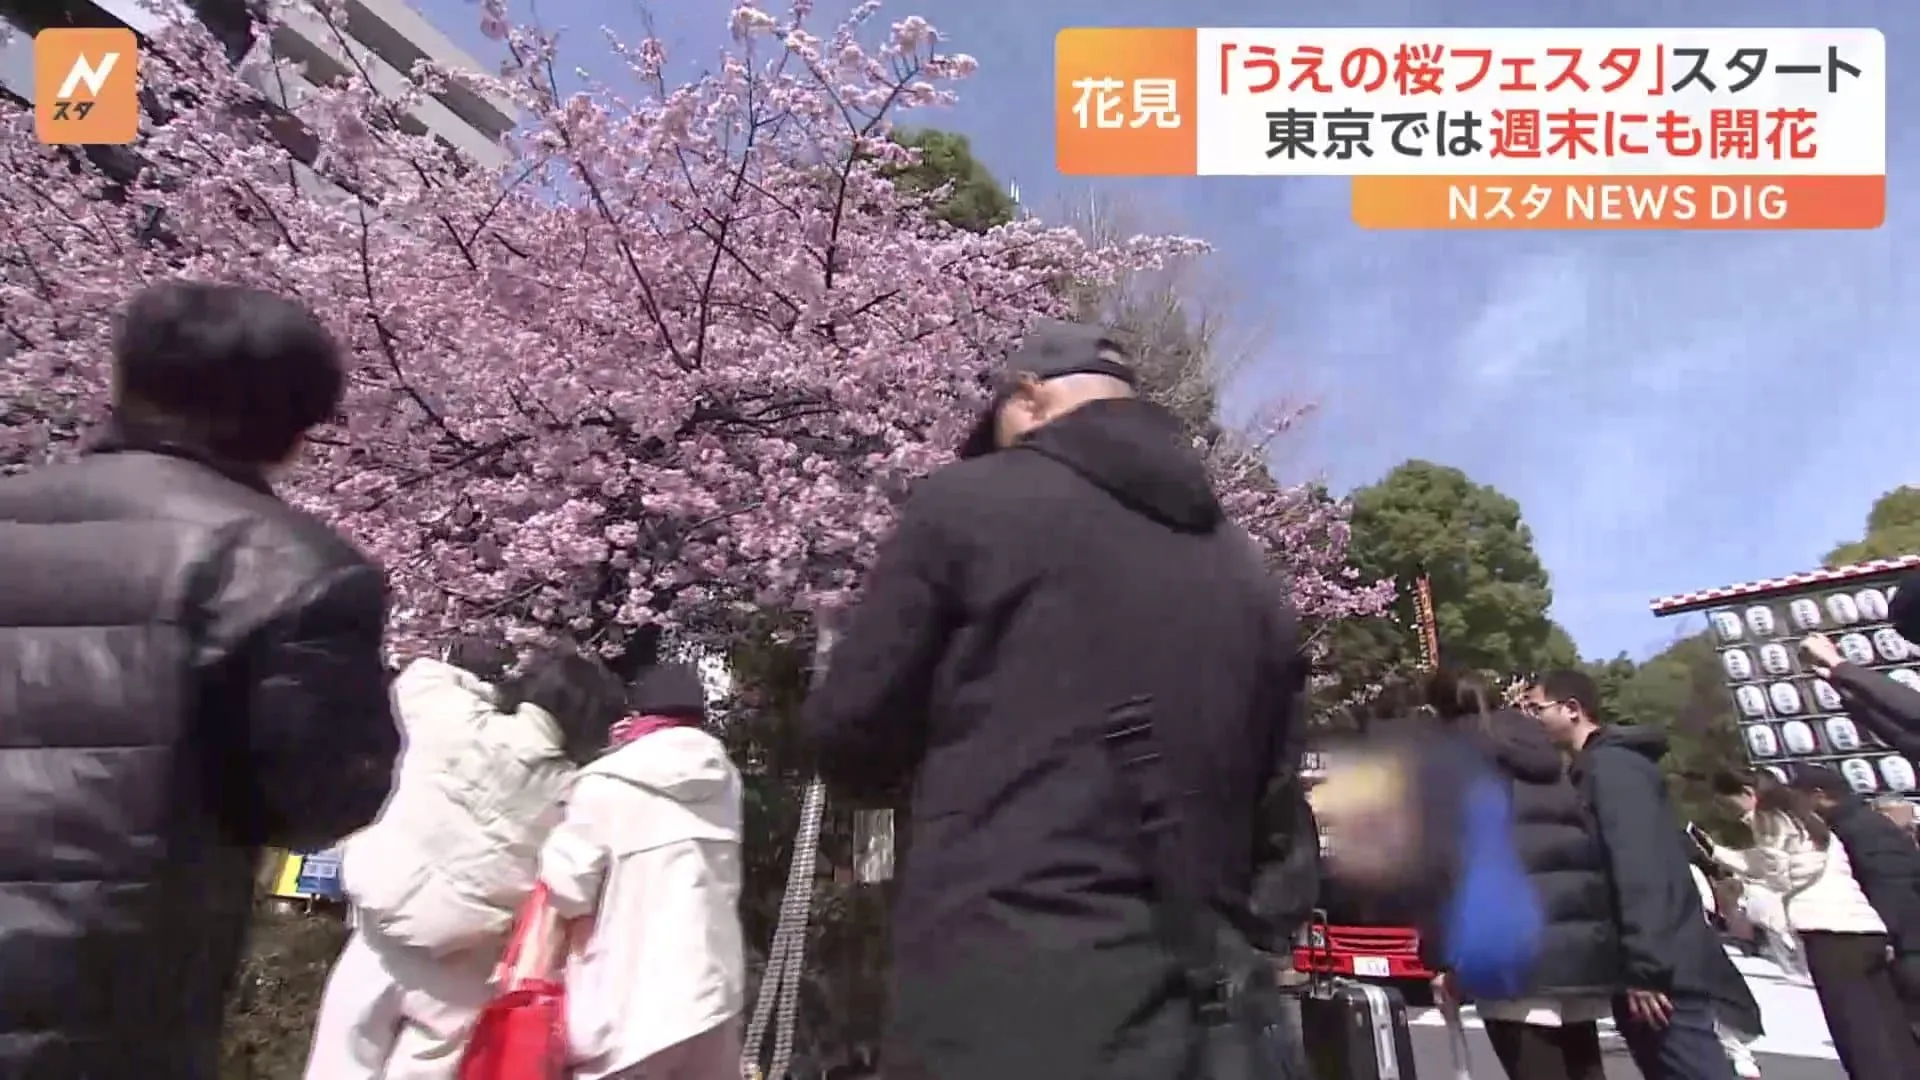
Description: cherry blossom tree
0,0,1388,664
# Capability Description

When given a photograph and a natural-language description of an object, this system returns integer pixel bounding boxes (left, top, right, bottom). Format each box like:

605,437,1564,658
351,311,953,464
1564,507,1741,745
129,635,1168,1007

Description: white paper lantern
1769,682,1805,716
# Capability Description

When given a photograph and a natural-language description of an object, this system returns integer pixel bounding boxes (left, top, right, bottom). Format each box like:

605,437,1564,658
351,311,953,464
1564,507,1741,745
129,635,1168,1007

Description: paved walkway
1406,948,1839,1079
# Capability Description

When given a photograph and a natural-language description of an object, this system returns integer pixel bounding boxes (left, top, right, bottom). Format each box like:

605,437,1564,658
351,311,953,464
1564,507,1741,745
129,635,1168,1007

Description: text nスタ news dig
1446,181,1792,224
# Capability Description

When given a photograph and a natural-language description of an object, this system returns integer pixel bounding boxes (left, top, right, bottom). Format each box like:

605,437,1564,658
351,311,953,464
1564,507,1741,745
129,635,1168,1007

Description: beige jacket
341,658,575,955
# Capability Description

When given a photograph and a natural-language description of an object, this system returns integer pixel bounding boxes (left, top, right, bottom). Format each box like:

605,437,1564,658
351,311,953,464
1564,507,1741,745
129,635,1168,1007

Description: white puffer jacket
540,726,745,1080
341,658,576,955
1749,813,1887,935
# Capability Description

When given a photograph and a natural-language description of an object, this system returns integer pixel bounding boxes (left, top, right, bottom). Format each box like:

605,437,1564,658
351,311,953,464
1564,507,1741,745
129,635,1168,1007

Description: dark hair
629,662,707,721
443,636,515,683
1710,770,1756,798
1890,570,1920,646
497,645,628,765
1759,770,1832,848
1423,666,1494,722
112,280,345,464
1537,669,1601,722
1364,671,1427,723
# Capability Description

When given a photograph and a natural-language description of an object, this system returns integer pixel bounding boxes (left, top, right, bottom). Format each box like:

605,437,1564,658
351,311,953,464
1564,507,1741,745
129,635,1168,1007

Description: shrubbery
220,903,347,1080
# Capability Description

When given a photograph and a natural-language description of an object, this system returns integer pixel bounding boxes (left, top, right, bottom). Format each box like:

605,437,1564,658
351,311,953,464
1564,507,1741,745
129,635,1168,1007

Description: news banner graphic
1651,554,1920,800
1055,27,1886,230
32,27,140,146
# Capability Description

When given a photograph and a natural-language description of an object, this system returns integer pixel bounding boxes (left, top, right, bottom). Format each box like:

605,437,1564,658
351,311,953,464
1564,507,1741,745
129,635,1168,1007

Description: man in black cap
954,318,1142,460
803,319,1314,1080
1787,765,1920,1039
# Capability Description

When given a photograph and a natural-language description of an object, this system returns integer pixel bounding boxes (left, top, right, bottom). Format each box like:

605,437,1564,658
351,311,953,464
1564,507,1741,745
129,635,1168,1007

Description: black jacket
0,439,400,1078
803,398,1308,1080
1823,794,1920,957
1473,711,1622,998
1829,661,1920,759
1571,726,1760,1034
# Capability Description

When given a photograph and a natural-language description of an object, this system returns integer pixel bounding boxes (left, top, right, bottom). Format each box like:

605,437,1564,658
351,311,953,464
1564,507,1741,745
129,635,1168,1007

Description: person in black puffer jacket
0,281,400,1079
1424,669,1623,1080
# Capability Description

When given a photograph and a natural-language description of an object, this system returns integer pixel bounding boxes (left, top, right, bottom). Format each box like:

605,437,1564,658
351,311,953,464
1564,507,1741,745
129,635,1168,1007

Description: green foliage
1824,485,1920,567
1051,191,1250,443
1321,461,1575,705
1583,653,1638,722
1094,285,1225,438
886,129,1014,234
1581,633,1746,834
221,903,347,1080
722,627,888,1064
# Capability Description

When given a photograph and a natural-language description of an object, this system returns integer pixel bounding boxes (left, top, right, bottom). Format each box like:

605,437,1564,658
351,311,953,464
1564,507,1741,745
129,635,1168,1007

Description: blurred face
1520,686,1582,746
1721,787,1758,820
1312,752,1422,890
992,377,1050,450
1877,801,1916,831
993,374,1127,449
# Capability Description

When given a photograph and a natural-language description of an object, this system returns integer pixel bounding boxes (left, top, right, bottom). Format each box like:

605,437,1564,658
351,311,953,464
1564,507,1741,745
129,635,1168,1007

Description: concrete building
258,0,514,168
0,0,514,168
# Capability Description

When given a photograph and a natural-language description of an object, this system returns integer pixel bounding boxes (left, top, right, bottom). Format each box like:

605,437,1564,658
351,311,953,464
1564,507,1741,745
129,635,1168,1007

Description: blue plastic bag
1441,773,1544,1000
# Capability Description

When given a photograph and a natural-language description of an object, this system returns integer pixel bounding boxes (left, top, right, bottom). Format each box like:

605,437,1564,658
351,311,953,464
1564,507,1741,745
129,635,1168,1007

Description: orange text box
1055,28,1197,176
1352,175,1884,230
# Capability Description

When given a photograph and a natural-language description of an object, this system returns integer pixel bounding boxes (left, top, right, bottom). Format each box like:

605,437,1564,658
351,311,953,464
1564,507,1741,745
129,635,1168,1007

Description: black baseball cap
1889,569,1920,645
1786,763,1853,798
629,662,707,720
956,319,1137,459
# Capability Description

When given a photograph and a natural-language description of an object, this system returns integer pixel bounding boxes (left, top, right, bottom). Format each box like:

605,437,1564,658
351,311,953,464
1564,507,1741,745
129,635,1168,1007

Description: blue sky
421,0,1913,661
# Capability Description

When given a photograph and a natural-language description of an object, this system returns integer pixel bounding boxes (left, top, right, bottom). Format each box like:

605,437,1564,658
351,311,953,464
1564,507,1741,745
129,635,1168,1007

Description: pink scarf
606,713,698,749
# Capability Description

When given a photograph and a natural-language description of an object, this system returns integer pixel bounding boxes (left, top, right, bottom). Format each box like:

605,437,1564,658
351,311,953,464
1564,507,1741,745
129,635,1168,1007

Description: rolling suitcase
1299,978,1417,1080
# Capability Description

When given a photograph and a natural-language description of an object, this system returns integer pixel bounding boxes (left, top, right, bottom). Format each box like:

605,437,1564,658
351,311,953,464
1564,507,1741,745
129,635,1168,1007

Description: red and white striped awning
1650,554,1920,617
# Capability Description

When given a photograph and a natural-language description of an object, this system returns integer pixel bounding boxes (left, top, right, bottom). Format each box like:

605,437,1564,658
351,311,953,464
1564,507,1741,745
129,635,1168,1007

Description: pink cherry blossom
0,0,1390,662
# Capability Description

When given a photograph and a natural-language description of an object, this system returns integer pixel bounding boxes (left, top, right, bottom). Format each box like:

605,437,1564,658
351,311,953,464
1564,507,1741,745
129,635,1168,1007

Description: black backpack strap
1102,696,1233,1024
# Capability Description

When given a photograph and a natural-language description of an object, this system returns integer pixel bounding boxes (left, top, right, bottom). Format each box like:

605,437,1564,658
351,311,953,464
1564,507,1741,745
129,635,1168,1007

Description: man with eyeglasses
1520,671,1756,1080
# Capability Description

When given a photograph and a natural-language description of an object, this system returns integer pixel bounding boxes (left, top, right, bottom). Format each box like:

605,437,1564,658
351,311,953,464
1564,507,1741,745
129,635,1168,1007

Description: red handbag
458,883,569,1080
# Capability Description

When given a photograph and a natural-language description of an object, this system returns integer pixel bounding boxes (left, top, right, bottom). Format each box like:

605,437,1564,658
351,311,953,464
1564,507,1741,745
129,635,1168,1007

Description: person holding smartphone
1702,775,1809,982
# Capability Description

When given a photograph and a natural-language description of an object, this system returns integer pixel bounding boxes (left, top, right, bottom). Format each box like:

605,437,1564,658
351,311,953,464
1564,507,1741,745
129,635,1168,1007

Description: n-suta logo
34,28,140,145
53,51,120,120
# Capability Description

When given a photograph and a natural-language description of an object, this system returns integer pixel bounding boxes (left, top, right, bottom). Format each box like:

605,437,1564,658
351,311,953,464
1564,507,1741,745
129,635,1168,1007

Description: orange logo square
34,28,140,146
1055,28,1197,176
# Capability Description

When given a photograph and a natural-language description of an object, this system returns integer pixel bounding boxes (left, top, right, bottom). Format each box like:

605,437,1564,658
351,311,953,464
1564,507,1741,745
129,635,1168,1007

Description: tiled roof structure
1650,554,1920,616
